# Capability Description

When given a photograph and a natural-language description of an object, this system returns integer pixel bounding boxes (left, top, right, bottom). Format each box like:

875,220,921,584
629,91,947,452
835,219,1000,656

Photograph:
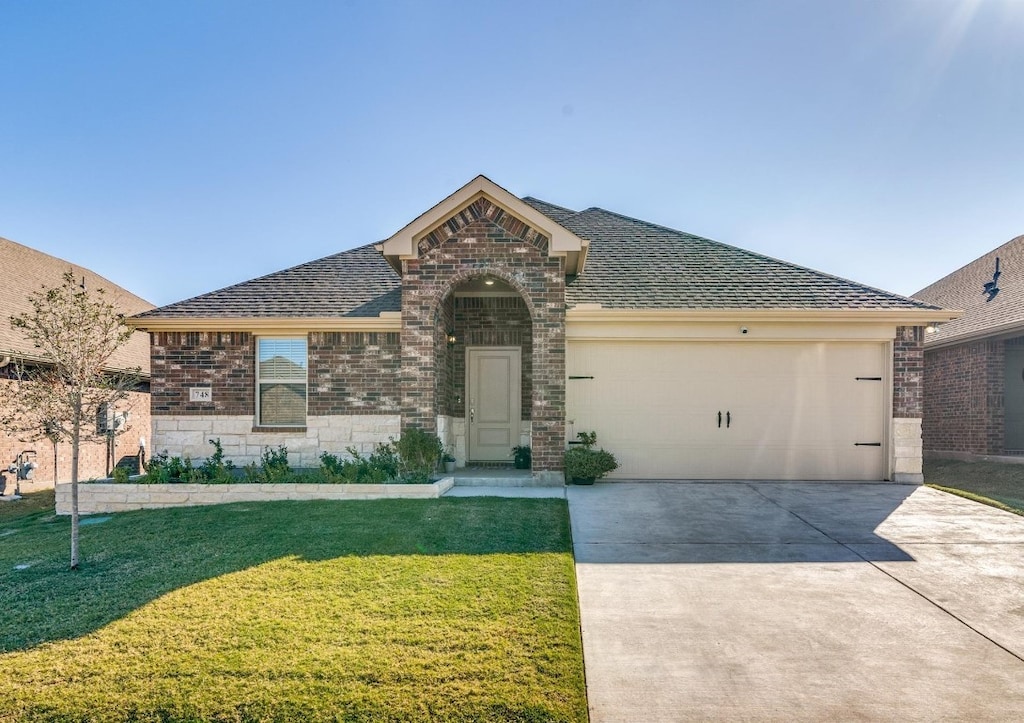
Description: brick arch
426,268,540,325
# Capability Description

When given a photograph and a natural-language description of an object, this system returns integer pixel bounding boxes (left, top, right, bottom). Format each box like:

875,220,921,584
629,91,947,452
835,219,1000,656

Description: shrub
320,443,399,484
394,427,444,484
243,446,292,483
199,438,236,483
564,431,618,482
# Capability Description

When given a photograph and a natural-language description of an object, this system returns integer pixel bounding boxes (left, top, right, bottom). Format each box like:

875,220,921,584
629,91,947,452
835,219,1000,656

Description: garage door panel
567,341,886,481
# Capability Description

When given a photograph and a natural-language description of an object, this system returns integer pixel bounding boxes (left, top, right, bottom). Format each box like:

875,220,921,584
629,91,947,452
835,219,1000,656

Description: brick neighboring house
131,176,955,483
0,237,154,490
913,235,1024,457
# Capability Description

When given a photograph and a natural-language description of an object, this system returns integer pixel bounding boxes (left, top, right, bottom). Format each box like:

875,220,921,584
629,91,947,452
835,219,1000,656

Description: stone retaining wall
56,478,455,515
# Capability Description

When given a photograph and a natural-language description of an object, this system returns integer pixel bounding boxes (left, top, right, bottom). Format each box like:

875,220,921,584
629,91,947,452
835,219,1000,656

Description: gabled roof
913,235,1024,347
0,237,153,374
133,183,946,327
527,201,941,311
132,243,402,321
378,175,588,275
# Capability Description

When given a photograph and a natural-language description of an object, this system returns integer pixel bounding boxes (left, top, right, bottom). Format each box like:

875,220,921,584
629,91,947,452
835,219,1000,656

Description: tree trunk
70,401,80,570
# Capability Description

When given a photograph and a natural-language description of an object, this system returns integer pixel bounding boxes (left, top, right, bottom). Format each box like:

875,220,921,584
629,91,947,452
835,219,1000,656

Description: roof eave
377,175,588,275
127,313,403,333
566,307,961,324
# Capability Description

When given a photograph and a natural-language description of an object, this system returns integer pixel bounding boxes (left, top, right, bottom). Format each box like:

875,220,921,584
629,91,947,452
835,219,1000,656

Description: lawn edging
55,478,456,515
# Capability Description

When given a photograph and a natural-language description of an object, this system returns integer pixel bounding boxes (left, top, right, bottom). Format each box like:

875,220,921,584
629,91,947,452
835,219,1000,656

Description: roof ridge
577,207,938,310
520,196,577,215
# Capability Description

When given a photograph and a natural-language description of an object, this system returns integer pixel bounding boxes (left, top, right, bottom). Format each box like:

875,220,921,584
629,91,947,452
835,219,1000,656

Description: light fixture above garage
484,278,495,286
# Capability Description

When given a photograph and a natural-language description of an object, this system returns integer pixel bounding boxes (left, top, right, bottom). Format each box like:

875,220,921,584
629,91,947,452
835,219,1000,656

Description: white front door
467,347,521,462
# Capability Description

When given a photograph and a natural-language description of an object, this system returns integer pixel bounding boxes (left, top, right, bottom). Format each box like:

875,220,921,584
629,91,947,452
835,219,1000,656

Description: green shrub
199,438,236,483
564,431,618,482
111,466,130,484
242,446,292,483
394,427,443,484
321,442,402,484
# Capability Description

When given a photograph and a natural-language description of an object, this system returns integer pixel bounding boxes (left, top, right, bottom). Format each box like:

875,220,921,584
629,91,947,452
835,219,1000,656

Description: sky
1,0,1022,307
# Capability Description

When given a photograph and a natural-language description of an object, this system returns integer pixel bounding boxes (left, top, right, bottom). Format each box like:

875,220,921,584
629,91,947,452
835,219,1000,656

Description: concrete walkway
568,482,1024,722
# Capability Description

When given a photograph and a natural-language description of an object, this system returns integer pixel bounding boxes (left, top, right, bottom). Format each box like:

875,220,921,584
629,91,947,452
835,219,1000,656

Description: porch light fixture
484,278,495,286
925,323,940,334
446,331,457,347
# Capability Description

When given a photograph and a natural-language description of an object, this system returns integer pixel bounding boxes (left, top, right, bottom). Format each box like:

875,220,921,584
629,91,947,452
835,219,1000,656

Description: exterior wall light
446,331,457,347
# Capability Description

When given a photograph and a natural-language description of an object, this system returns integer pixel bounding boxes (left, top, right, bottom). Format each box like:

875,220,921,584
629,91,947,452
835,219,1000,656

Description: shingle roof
913,235,1024,346
136,195,938,322
0,236,154,373
556,207,938,310
132,243,402,319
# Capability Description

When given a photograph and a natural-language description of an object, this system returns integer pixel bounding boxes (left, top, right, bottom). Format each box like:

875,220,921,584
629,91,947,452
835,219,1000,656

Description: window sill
252,426,307,434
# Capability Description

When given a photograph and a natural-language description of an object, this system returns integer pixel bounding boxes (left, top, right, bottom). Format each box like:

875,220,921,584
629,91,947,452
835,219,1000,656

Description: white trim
377,175,588,274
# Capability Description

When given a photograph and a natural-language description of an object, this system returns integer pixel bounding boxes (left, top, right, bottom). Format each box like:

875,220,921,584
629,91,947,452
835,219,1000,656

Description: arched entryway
434,273,534,466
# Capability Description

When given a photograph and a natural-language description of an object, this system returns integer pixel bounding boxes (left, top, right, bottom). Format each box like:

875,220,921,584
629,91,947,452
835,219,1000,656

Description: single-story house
130,176,955,483
1,236,153,488
913,235,1024,457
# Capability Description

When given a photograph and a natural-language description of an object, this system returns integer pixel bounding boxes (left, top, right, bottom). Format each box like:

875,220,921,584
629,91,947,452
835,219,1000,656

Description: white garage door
566,341,887,480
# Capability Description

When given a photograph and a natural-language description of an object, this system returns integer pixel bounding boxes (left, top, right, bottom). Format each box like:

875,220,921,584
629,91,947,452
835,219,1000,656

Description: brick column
892,325,924,483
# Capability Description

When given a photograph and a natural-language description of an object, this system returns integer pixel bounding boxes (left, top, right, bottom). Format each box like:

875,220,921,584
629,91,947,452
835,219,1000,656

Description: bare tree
1,271,141,569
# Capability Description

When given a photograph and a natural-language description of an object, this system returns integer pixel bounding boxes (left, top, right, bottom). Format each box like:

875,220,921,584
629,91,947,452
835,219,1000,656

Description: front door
467,347,521,462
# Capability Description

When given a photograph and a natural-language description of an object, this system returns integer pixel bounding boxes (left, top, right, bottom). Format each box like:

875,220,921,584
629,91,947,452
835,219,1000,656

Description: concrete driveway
568,482,1024,721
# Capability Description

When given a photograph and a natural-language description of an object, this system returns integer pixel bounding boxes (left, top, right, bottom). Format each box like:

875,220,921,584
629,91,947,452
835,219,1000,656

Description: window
257,337,307,426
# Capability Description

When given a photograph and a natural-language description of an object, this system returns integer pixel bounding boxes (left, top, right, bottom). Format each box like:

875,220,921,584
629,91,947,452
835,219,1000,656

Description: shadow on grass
0,496,571,652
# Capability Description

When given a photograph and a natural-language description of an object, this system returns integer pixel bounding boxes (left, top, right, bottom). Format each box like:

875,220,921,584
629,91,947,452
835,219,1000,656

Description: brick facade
400,196,566,475
308,332,401,415
893,325,925,418
1,380,150,488
923,339,1004,454
151,331,254,416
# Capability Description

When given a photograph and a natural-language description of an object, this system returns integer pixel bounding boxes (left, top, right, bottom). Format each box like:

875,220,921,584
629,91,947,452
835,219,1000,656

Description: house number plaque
189,387,213,403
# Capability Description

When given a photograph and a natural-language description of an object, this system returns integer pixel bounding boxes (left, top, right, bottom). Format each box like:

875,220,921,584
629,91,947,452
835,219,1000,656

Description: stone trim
56,478,455,514
891,417,924,484
152,414,400,468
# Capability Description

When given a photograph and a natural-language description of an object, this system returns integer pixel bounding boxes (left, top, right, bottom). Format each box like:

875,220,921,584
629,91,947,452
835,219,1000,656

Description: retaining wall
55,478,455,515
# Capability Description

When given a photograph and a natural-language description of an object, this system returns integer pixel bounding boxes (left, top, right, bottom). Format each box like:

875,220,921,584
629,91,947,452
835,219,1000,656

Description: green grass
924,458,1024,516
0,493,586,722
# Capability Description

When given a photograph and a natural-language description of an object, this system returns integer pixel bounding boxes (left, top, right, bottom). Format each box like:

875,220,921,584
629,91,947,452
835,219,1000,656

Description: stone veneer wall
400,197,566,477
922,338,1004,455
151,414,401,468
892,325,925,482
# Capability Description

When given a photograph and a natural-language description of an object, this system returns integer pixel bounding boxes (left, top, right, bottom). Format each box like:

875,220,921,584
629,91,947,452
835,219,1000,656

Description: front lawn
924,457,1024,516
0,492,586,722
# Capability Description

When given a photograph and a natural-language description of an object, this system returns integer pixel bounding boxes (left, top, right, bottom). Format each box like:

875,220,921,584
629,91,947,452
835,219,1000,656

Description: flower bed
55,478,455,515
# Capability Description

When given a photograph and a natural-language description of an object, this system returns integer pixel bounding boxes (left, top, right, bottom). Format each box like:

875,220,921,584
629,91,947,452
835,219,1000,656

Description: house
913,235,1024,458
130,176,954,483
0,237,154,489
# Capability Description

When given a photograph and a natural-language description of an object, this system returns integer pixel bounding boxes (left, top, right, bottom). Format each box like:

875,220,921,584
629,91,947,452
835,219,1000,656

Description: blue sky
2,0,1022,307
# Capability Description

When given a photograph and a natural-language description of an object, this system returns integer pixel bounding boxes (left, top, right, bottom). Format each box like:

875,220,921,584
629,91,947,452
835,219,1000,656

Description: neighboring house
914,235,1024,457
130,176,954,483
0,237,154,488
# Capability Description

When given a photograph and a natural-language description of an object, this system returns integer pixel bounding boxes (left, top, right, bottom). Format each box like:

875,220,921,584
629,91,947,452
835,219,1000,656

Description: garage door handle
854,442,881,447
726,411,731,428
717,411,722,428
